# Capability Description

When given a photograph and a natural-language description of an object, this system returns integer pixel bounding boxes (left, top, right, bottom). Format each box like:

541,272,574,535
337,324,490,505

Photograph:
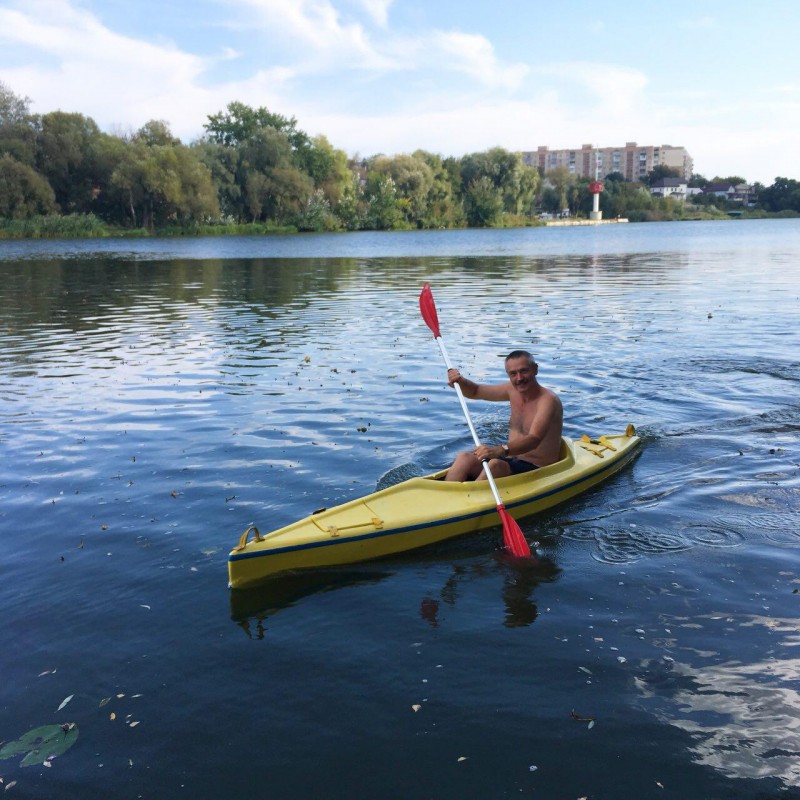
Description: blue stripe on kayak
228,444,639,564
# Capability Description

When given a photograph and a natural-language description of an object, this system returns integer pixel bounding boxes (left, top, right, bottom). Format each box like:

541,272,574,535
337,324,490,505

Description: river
1,219,798,798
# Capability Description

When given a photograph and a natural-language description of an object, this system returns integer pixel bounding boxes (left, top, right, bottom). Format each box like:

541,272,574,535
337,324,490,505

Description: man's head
505,350,538,390
505,350,536,368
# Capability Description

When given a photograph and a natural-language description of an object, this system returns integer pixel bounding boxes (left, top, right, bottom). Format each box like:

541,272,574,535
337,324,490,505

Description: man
444,350,563,482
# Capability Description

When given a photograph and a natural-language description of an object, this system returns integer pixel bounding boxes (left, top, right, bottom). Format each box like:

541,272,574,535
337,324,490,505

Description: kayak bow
228,426,640,589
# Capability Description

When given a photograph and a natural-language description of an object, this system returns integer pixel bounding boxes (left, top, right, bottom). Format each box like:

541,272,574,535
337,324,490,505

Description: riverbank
543,217,629,226
1,209,797,241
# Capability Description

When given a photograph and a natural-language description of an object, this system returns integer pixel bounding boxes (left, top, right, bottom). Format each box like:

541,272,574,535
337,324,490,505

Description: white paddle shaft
435,335,506,508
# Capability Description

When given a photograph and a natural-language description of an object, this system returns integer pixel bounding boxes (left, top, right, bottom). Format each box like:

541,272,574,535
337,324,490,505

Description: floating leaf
99,697,111,707
0,724,79,767
5,781,16,791
56,695,73,712
109,713,116,721
411,704,421,713
457,756,468,762
129,721,140,728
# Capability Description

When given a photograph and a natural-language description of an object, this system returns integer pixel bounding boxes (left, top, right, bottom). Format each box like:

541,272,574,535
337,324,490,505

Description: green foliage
295,188,340,232
0,213,108,239
365,174,403,230
2,83,798,236
464,175,503,226
110,130,219,229
35,111,106,213
758,177,800,213
0,153,56,218
644,165,682,186
204,101,302,148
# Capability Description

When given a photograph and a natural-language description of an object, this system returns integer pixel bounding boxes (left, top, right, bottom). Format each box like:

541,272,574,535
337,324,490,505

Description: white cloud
533,62,649,115
429,31,528,91
231,0,395,71
349,0,393,27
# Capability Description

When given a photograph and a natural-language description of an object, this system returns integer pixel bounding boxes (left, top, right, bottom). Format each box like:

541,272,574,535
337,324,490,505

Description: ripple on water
564,524,690,564
679,523,746,548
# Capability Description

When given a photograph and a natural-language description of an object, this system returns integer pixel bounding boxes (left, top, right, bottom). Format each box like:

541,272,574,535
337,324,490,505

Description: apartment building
521,143,694,181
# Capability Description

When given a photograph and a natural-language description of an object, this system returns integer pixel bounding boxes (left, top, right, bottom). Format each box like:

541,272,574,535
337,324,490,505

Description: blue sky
1,0,798,183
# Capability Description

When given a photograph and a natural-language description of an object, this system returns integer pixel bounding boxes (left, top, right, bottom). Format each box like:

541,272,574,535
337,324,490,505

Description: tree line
1,81,797,235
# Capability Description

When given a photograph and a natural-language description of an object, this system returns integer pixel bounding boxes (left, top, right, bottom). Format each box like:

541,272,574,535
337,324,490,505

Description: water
1,220,798,799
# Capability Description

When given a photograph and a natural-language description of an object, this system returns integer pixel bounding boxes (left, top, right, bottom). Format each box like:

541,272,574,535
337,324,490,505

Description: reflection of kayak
228,427,641,589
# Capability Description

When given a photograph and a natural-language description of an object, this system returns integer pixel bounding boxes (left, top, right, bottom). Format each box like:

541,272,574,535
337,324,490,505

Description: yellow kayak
228,426,640,589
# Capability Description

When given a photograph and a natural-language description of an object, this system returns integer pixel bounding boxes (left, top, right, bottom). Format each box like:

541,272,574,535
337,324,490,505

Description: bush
0,213,108,238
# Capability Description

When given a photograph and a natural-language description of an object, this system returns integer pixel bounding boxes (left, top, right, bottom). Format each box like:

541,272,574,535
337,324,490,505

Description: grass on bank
0,214,298,240
0,209,797,240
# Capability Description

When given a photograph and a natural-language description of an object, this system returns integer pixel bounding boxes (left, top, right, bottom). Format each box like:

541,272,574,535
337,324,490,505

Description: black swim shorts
500,457,539,475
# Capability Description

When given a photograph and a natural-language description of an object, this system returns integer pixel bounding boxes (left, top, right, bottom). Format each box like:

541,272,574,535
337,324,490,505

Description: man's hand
447,368,462,387
473,444,502,461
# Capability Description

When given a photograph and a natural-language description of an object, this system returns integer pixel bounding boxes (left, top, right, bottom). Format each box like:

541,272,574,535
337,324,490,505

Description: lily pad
0,723,79,767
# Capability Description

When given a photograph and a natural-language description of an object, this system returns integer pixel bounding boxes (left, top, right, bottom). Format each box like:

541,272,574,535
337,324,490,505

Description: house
703,181,737,200
650,177,687,200
702,182,756,205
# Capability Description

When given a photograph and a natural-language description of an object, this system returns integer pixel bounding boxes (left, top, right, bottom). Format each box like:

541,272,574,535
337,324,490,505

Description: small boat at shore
228,426,641,589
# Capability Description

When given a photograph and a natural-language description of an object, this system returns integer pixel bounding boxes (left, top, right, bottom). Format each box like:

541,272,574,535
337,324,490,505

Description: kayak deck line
228,427,641,588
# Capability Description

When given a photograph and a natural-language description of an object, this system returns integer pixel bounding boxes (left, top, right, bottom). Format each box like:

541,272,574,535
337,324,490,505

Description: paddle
419,282,532,558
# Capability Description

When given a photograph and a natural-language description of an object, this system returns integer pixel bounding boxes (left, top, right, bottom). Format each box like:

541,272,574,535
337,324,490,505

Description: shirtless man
444,350,563,482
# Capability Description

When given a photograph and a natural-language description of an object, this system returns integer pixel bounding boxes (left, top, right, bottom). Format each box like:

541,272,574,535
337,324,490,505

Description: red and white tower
589,181,604,221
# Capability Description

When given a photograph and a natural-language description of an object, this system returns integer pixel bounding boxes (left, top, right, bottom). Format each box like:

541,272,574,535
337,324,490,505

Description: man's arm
447,368,510,401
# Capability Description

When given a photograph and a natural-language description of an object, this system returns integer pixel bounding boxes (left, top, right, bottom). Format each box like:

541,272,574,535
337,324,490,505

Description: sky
1,0,799,184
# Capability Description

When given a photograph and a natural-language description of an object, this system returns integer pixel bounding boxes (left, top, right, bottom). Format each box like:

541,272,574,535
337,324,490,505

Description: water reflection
229,567,394,639
230,553,560,636
640,654,800,783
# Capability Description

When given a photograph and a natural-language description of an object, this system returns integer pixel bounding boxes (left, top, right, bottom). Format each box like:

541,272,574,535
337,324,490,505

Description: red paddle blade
497,505,532,558
419,283,441,338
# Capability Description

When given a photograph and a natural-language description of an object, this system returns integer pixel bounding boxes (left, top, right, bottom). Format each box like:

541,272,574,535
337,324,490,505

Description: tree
368,153,434,226
644,165,682,186
364,174,402,229
712,175,746,186
544,167,574,214
135,120,180,147
0,81,30,124
306,135,350,203
35,112,105,213
110,137,218,229
0,81,38,166
688,173,709,189
413,150,465,228
334,169,366,231
759,177,800,213
459,147,539,221
464,175,503,226
193,139,242,220
0,153,56,218
204,101,304,148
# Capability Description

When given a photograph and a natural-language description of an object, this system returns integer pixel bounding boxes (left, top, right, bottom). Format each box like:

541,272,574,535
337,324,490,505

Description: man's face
505,357,537,391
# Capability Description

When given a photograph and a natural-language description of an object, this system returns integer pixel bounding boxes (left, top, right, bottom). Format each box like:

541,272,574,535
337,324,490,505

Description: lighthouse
589,181,604,221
